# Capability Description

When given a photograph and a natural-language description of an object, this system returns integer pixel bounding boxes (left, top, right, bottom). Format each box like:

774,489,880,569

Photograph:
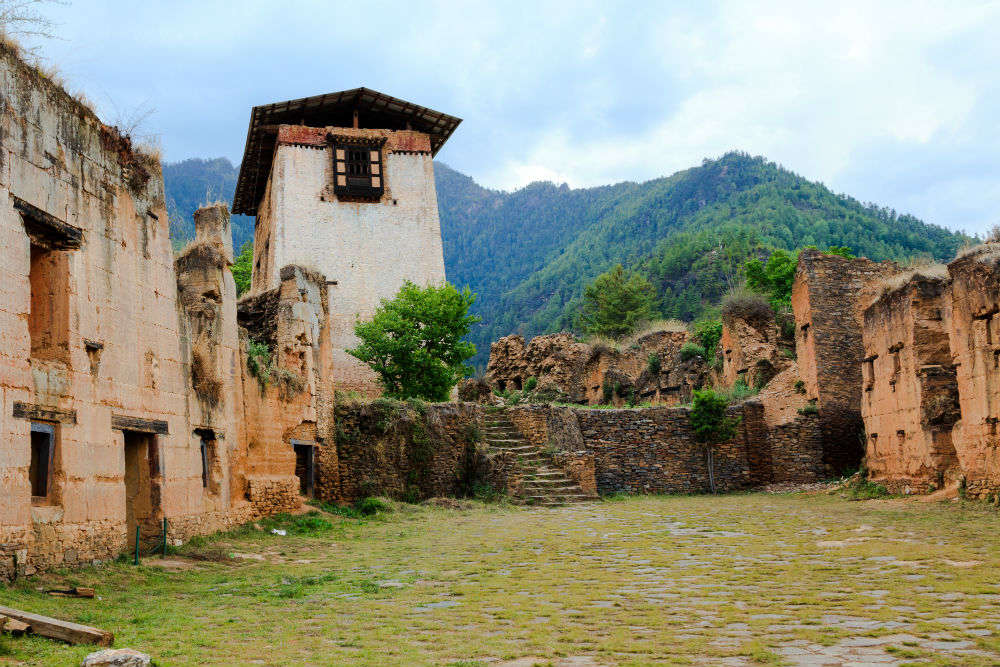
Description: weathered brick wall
573,406,751,494
792,250,901,474
325,401,485,503
947,248,1000,498
861,275,961,493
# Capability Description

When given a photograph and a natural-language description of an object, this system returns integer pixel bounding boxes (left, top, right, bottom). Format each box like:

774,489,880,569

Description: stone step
484,438,527,445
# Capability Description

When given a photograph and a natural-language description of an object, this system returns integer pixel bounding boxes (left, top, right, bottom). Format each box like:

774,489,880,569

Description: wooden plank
11,196,84,251
12,402,77,424
0,605,112,646
111,414,169,435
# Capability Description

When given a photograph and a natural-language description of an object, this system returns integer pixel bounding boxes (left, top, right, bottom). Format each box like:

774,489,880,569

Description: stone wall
942,248,1000,498
325,400,485,503
792,250,901,473
861,274,961,493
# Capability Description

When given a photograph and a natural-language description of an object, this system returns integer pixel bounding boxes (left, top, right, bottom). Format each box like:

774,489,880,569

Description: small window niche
29,422,56,504
291,440,315,497
333,143,384,199
198,431,221,496
29,243,71,364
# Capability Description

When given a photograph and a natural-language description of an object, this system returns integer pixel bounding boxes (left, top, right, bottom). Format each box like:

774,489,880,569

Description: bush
231,241,253,296
719,379,757,403
246,339,273,384
524,376,538,392
845,478,891,501
794,380,806,394
689,388,741,444
355,497,392,516
721,288,774,325
798,400,818,415
744,248,798,310
602,379,613,404
679,342,706,361
647,353,662,376
692,318,723,359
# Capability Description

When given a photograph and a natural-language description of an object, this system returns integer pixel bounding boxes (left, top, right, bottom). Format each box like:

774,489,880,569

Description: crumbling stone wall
792,250,901,474
325,400,485,503
946,247,1000,498
861,275,961,493
486,330,706,406
721,312,788,390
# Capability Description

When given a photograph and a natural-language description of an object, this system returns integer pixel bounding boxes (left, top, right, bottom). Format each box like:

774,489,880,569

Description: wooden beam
12,196,83,251
12,402,77,424
0,605,113,646
111,414,169,435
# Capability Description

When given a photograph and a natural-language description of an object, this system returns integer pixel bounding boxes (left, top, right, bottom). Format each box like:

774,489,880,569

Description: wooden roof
232,88,461,215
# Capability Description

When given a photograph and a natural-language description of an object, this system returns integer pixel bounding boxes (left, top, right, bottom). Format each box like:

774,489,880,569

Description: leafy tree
231,241,253,296
824,245,854,258
577,264,656,339
689,388,740,444
744,248,798,309
692,318,723,359
348,281,480,401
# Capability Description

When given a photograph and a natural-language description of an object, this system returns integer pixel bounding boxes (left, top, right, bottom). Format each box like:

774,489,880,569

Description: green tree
348,282,480,401
744,248,798,309
577,264,656,339
689,388,740,444
231,241,253,296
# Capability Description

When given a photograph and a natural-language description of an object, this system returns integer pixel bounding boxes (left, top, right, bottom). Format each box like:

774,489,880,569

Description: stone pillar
193,204,233,261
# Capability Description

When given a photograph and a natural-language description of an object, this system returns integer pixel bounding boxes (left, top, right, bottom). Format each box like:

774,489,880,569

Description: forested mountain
163,158,254,250
163,152,972,367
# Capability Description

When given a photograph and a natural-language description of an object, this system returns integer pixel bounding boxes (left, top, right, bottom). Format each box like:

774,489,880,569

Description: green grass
0,494,998,666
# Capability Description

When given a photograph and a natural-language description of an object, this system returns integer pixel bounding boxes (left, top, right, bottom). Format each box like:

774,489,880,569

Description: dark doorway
29,422,55,502
292,441,315,497
123,431,160,548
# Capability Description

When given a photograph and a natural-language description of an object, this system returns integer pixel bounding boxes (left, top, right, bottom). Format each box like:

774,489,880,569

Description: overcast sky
23,0,1000,235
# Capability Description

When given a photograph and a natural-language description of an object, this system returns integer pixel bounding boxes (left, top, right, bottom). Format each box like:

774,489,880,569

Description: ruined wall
720,312,788,390
0,44,199,577
326,400,483,503
236,264,334,513
791,250,900,474
486,330,706,407
861,275,961,493
946,248,1000,498
250,126,446,396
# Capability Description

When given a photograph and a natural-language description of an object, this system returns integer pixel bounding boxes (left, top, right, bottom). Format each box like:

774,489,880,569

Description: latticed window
333,144,383,198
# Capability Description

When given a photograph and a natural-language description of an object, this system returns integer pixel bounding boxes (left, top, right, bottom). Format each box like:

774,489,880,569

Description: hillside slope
163,152,971,367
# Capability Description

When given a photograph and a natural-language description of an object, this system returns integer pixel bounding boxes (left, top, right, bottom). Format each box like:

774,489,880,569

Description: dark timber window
30,422,55,501
333,144,383,199
199,432,220,495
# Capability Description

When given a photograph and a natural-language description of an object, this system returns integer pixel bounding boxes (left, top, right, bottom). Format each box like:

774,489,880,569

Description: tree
1,1,65,57
689,387,742,494
744,248,798,309
577,264,656,339
348,281,480,401
231,241,252,296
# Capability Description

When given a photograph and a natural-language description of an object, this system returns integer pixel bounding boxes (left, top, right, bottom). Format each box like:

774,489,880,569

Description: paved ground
1,493,999,666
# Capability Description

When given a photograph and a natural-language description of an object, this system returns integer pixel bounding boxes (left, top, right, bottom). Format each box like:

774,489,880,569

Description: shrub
231,241,253,296
524,376,538,392
692,318,723,359
246,339,273,384
721,288,774,325
845,478,891,501
689,388,741,444
355,497,392,516
602,379,613,404
719,379,757,403
679,342,706,361
798,400,818,415
744,248,798,309
794,380,806,394
647,353,662,376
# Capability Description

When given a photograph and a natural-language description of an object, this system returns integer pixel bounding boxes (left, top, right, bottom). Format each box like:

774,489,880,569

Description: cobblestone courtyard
2,493,999,666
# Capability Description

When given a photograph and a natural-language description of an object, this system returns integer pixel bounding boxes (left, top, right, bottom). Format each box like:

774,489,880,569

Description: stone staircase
483,414,595,506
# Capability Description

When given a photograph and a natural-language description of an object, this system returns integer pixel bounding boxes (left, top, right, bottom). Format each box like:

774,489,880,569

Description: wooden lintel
111,414,169,435
11,196,83,251
0,605,112,646
12,402,77,424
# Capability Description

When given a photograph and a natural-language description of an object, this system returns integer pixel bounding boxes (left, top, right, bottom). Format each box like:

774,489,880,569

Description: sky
18,0,1000,236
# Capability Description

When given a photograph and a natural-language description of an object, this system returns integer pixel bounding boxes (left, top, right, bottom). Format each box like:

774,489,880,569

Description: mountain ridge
162,152,972,367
